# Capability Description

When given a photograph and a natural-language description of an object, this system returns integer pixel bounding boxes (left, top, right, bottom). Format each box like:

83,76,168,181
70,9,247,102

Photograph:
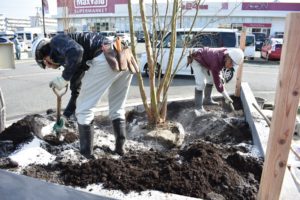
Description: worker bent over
32,32,138,157
187,47,244,112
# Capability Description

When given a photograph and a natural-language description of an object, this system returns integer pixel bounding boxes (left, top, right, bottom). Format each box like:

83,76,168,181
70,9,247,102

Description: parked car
16,31,44,52
116,33,137,46
136,31,153,43
100,31,116,42
252,32,266,51
0,37,11,44
261,38,283,60
136,31,145,42
238,33,255,60
140,28,240,77
274,32,284,39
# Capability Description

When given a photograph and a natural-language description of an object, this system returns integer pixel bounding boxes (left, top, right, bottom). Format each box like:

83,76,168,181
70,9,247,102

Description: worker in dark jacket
32,32,133,157
187,47,244,112
61,33,89,119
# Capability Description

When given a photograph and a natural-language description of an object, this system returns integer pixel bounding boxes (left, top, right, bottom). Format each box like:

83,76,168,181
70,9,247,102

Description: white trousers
76,53,133,125
191,60,213,91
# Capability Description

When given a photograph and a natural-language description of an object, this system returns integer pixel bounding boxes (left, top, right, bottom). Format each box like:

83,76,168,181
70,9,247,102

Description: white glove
49,77,69,90
222,90,233,104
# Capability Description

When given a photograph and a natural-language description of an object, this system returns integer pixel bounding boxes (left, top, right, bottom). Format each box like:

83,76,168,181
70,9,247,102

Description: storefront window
252,28,261,33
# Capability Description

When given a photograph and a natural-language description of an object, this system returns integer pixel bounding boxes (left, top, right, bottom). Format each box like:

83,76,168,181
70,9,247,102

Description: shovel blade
223,102,234,112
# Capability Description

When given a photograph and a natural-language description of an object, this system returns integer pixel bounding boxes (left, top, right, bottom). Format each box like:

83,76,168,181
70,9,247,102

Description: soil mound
22,140,262,199
1,99,263,199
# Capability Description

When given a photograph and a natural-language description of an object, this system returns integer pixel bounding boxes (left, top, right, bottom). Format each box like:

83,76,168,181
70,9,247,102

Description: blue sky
0,0,57,19
0,0,299,19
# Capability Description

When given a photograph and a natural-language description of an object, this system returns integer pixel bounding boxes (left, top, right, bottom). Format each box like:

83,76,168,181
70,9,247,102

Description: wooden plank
258,13,300,199
241,83,300,199
235,29,246,97
0,88,5,133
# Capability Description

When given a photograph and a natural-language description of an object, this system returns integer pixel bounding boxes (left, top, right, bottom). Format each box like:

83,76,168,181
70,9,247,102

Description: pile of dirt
0,99,263,199
21,139,262,199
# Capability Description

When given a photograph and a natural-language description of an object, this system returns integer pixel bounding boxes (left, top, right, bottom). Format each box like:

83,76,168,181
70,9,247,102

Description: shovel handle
52,85,68,123
229,103,235,111
52,85,68,98
252,103,271,126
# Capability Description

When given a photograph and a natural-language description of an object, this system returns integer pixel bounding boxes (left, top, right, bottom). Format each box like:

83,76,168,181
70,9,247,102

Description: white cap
227,48,244,70
31,37,50,56
31,37,50,69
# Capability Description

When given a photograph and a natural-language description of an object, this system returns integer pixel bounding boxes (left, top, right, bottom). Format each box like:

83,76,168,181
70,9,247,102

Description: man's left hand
49,77,69,90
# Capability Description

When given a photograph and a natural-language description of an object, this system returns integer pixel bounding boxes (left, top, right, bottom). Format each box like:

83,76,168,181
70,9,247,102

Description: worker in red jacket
187,47,244,112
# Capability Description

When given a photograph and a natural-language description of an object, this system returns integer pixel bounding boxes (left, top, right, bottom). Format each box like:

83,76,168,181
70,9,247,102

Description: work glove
49,77,69,90
222,90,233,104
219,74,225,84
187,55,193,67
186,50,194,67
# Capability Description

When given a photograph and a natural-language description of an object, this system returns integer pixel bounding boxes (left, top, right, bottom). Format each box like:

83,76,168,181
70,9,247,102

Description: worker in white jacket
32,32,135,157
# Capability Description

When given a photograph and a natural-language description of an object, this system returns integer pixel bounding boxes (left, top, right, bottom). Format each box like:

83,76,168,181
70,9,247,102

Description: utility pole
41,0,46,37
34,7,40,27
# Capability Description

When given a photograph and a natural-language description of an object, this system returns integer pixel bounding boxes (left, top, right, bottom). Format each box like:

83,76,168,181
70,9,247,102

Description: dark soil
0,115,35,148
0,98,264,200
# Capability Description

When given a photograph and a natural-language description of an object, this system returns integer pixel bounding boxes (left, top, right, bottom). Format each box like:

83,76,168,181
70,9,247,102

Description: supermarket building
56,1,300,37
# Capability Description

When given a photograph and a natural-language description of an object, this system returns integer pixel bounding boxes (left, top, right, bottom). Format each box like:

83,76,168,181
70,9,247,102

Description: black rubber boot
78,123,94,158
112,118,126,156
195,88,205,111
203,84,219,105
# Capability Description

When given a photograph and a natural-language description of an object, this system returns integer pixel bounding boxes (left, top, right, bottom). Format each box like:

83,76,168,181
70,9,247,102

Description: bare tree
128,0,240,127
127,0,202,126
62,0,70,32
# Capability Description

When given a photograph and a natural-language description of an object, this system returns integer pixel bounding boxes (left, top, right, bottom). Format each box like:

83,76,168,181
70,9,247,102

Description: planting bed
0,97,263,200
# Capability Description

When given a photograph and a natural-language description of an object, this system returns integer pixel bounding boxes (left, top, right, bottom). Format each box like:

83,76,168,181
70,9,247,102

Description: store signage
182,2,208,10
242,2,300,11
74,0,107,8
243,23,272,28
242,3,269,10
57,0,128,14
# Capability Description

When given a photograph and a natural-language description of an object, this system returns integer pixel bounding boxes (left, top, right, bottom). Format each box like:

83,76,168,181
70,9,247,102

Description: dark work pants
63,67,86,118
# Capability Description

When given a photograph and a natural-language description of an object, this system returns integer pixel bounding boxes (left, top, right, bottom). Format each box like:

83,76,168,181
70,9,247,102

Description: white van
237,33,255,60
140,28,239,76
16,31,43,52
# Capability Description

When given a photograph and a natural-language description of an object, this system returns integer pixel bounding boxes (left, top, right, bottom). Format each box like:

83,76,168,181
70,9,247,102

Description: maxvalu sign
57,0,128,14
74,0,107,8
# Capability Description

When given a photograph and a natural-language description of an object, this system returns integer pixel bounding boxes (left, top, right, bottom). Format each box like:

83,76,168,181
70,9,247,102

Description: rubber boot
78,123,94,158
203,84,219,106
112,118,126,156
195,88,205,111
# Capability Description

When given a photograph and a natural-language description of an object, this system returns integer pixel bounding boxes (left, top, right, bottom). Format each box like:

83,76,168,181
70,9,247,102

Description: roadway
0,44,280,121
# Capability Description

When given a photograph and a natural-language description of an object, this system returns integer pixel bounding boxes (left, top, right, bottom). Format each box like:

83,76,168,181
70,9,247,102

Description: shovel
223,100,238,116
52,85,68,134
252,103,271,126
